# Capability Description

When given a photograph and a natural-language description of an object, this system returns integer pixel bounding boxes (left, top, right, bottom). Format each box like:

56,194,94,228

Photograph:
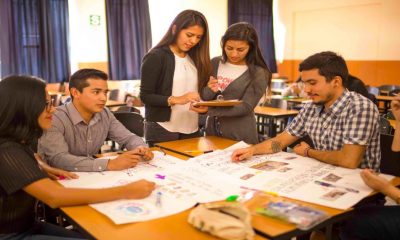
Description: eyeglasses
45,98,54,112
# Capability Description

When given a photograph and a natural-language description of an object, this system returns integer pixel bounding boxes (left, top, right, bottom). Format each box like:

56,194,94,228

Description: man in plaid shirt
232,51,380,170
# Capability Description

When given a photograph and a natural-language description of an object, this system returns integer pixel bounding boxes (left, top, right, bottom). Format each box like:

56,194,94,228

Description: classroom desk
155,136,237,157
61,148,268,240
106,100,127,108
254,106,299,138
60,141,400,240
376,95,395,113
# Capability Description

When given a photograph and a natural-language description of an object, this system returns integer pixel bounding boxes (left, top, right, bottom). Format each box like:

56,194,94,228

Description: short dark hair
299,51,348,86
0,75,47,144
69,68,108,93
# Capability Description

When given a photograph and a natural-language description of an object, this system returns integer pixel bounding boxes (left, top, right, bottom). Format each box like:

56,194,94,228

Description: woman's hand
35,154,78,180
170,92,200,105
360,169,390,193
391,94,400,121
189,103,208,113
207,76,219,93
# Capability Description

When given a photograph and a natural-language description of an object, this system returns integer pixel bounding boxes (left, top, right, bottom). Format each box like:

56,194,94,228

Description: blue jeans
0,221,84,240
340,205,400,240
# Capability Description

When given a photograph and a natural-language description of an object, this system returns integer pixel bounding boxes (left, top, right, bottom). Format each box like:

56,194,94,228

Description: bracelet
304,147,311,157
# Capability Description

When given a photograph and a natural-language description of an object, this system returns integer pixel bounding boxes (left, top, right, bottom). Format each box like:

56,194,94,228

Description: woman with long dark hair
199,22,272,144
0,75,155,239
140,10,211,146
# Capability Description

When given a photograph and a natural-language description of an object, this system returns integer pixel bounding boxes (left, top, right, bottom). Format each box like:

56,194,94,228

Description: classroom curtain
106,0,152,80
0,0,70,83
228,0,277,73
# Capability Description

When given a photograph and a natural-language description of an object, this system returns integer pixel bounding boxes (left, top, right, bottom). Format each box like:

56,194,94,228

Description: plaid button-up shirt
287,91,380,170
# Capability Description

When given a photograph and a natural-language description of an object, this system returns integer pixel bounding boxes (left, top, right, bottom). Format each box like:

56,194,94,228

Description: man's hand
293,141,311,157
107,150,142,170
231,147,255,162
133,146,153,161
35,153,78,180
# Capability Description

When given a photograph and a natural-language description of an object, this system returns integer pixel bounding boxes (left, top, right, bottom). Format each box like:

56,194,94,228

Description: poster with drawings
59,151,241,224
187,145,394,210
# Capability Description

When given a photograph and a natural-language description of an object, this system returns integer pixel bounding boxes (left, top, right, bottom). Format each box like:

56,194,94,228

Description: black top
140,46,176,122
0,138,47,234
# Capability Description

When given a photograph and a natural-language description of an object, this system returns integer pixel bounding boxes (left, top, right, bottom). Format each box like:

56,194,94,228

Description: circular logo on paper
116,202,151,216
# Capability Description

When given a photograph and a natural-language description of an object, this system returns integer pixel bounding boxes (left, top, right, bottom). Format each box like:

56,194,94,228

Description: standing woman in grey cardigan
197,22,271,144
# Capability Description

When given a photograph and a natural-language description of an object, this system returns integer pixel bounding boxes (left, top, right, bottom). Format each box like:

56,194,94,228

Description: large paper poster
188,146,393,209
59,151,241,224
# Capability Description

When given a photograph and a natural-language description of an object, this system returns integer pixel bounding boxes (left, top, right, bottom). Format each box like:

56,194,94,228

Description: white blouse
158,54,198,134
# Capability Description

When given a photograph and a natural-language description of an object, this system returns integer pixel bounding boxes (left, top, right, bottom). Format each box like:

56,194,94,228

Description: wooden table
61,148,268,240
254,106,299,138
155,136,237,157
60,138,400,240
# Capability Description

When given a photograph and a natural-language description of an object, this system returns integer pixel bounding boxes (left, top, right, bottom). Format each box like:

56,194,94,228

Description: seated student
346,74,370,99
39,69,152,172
0,75,155,239
282,77,308,98
340,94,400,240
231,51,380,170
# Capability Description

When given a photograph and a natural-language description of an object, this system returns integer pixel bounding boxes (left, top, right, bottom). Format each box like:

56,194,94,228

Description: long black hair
221,22,271,88
0,75,47,144
154,9,211,91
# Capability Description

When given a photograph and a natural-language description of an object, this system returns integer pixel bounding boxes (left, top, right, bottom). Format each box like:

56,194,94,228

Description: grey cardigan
201,57,270,144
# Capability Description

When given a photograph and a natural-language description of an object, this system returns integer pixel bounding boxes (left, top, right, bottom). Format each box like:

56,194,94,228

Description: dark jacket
140,46,175,122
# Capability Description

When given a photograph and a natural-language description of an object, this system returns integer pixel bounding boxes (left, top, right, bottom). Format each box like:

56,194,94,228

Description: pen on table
184,150,213,154
156,191,163,207
314,180,359,193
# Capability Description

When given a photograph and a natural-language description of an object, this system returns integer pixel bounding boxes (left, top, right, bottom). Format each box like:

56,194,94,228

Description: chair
113,106,141,114
367,86,379,96
108,89,120,101
50,93,62,107
389,89,400,96
379,117,394,135
113,112,144,137
378,85,400,95
379,134,400,176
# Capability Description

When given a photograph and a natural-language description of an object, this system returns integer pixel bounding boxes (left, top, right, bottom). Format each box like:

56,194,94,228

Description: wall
69,0,108,74
148,0,228,58
275,0,400,86
69,0,228,76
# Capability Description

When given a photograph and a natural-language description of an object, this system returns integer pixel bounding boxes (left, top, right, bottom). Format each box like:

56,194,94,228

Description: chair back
389,89,400,96
113,106,140,114
379,117,394,134
113,112,144,137
378,85,400,95
367,86,379,96
380,134,400,176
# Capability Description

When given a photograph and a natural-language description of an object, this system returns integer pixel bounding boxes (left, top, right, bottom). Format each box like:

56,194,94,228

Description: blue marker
156,191,163,207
